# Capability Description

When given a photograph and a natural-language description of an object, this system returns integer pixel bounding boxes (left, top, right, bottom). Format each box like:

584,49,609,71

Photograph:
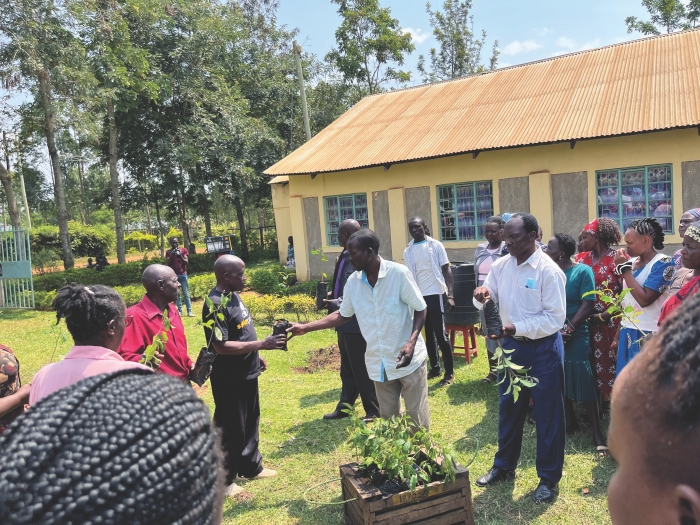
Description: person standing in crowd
289,230,430,429
30,284,151,405
118,264,193,381
403,216,455,386
545,234,608,456
85,258,96,269
673,208,700,269
473,213,566,504
658,221,700,325
0,344,29,435
286,236,295,269
322,220,379,421
614,218,675,375
166,237,194,317
95,254,110,272
474,215,507,383
203,255,287,497
575,218,624,408
607,292,700,525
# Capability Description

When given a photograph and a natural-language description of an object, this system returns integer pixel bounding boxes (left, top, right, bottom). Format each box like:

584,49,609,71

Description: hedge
31,222,116,258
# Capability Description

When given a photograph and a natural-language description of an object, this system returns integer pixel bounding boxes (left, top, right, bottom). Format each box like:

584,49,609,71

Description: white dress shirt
340,258,428,381
403,236,449,296
473,248,567,340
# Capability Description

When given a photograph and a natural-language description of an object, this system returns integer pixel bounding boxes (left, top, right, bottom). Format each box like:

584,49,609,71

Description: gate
0,230,34,309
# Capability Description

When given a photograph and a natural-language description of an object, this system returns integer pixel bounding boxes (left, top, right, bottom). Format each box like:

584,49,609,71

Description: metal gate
0,230,34,309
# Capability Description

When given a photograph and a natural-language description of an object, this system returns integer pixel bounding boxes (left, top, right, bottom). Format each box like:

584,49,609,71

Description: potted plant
339,406,475,525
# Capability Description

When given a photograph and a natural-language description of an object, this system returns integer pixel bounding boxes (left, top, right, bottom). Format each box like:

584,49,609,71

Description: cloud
501,40,543,56
535,27,552,36
556,37,576,50
552,37,603,56
402,27,430,45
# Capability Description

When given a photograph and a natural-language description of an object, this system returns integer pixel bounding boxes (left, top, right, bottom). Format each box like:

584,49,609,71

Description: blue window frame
437,182,494,241
324,194,369,246
596,164,674,234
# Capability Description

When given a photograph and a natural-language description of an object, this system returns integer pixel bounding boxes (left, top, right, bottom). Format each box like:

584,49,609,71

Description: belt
511,336,534,343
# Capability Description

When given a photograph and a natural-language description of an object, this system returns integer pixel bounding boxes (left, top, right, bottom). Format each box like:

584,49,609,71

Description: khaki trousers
374,364,430,430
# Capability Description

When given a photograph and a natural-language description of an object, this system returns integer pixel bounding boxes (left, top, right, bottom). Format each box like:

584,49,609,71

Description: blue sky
278,0,651,84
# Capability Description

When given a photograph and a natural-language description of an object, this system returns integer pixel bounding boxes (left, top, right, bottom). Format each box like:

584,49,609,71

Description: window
324,194,369,246
596,165,674,234
438,182,494,241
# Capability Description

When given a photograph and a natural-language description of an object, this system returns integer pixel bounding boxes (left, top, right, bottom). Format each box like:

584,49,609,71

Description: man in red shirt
166,237,194,317
118,264,194,381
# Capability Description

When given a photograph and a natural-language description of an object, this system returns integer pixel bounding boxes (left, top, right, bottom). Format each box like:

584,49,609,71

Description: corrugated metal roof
268,175,289,184
266,30,700,176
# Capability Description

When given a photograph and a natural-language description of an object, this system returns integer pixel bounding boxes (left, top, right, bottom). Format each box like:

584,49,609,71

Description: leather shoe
475,466,515,487
322,410,349,420
533,478,557,503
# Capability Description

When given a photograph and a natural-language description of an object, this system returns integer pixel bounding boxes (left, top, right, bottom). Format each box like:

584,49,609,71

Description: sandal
596,445,610,458
482,372,497,384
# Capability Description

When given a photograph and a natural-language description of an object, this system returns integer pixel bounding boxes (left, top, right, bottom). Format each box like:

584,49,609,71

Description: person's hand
259,356,268,372
261,334,287,350
446,296,455,312
501,324,516,337
474,286,491,304
396,340,416,368
286,322,308,339
151,351,164,371
15,384,31,403
614,248,630,265
560,329,572,344
610,337,618,358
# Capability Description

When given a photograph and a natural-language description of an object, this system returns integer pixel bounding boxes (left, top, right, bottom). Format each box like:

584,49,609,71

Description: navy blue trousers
493,333,566,484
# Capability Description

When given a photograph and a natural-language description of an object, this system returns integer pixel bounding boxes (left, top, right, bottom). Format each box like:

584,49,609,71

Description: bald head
214,255,246,292
143,264,176,291
338,219,361,248
142,264,180,305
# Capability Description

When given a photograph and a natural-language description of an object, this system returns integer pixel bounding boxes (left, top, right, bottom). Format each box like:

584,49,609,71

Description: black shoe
427,367,442,379
438,374,454,387
533,478,558,503
475,467,515,487
362,415,377,424
323,410,349,420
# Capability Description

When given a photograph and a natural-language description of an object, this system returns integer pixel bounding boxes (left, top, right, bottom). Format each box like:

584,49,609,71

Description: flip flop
596,445,610,458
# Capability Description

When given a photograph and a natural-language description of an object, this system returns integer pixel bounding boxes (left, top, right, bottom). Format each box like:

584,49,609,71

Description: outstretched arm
287,311,349,337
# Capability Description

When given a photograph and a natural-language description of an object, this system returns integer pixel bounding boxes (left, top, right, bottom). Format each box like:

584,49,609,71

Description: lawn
0,303,615,524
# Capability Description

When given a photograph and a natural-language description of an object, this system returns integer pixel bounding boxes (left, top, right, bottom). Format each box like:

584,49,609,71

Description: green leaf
202,320,215,328
214,326,223,341
216,312,225,321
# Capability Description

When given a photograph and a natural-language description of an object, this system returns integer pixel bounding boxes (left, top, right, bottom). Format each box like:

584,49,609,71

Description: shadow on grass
270,417,349,460
0,309,44,320
299,388,341,409
224,496,345,525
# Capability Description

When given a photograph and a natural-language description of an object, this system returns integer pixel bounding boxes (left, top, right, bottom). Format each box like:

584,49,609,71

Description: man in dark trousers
202,255,286,498
472,213,566,504
323,219,379,421
166,237,194,317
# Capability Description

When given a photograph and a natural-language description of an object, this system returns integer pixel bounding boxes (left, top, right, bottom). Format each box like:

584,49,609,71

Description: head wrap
501,212,513,222
583,218,599,236
688,208,700,220
686,223,700,244
0,369,225,525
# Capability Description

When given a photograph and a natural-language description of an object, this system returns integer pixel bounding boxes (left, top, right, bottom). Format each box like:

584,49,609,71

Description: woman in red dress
575,218,624,404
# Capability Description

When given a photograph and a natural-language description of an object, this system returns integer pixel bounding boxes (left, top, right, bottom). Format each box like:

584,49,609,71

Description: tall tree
626,0,700,35
326,0,415,94
417,0,498,83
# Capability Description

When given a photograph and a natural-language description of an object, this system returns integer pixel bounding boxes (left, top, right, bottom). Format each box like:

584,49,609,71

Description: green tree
326,0,415,94
417,0,498,83
626,0,700,34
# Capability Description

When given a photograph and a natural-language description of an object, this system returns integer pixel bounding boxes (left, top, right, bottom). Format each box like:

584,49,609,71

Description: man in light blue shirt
288,229,431,429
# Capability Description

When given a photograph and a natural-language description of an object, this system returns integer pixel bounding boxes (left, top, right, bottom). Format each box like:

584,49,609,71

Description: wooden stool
446,324,478,363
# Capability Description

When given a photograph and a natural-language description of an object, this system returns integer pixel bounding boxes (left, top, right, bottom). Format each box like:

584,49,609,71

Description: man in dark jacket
323,219,379,421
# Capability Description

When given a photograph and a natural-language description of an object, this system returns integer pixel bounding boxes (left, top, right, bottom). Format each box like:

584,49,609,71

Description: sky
277,0,651,85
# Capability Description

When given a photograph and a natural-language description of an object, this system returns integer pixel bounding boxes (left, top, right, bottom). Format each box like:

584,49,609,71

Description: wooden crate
340,463,474,525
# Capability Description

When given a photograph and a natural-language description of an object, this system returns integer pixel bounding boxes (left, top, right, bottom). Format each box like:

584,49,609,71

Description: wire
302,478,357,506
454,436,480,469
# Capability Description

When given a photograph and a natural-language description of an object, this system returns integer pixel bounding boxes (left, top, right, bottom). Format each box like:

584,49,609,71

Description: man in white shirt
403,217,455,386
472,213,566,504
288,229,431,429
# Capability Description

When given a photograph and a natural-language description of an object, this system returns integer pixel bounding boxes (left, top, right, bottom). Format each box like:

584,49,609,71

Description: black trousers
335,331,380,418
424,294,454,376
210,372,263,484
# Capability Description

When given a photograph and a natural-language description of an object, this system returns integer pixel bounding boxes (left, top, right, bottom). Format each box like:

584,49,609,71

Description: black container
316,281,329,310
444,263,481,326
272,319,290,351
483,299,504,337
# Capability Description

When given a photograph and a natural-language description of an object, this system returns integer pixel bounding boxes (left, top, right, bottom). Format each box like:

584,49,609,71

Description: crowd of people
0,207,699,523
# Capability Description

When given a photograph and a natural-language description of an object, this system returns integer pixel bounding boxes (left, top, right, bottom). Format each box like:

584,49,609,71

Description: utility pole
293,40,311,142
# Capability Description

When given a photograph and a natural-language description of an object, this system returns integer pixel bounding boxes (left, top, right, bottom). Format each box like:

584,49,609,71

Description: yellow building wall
276,128,700,281
271,181,292,266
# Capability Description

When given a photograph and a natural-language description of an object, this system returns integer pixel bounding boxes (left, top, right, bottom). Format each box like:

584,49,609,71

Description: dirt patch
192,383,210,398
234,491,255,504
293,344,341,374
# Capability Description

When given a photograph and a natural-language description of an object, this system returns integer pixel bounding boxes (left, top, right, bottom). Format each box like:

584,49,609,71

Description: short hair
408,216,426,226
0,369,225,524
509,212,539,234
628,217,665,250
554,233,577,258
486,215,504,229
52,284,125,342
348,229,380,253
596,217,623,247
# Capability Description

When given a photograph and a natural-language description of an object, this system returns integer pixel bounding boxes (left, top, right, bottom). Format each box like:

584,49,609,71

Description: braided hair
596,217,623,247
627,217,665,250
0,369,225,525
554,233,577,258
53,284,124,342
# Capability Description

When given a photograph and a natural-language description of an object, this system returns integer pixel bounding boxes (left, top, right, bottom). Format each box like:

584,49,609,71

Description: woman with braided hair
613,217,675,375
576,218,624,404
0,369,226,524
658,221,700,325
30,283,150,404
607,291,700,525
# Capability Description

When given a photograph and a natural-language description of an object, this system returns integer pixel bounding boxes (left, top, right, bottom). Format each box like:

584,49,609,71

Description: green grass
0,304,615,524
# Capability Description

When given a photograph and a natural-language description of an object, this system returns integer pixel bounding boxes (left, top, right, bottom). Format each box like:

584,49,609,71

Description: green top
564,263,596,332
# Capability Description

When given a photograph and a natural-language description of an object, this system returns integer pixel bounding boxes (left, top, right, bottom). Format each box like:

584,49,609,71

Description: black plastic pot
483,299,504,337
272,319,290,351
316,281,329,310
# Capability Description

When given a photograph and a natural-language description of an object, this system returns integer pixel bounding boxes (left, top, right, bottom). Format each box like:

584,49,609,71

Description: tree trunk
231,176,248,259
77,152,90,224
38,68,73,269
153,193,165,257
107,97,126,264
0,164,21,230
144,200,152,235
203,192,212,237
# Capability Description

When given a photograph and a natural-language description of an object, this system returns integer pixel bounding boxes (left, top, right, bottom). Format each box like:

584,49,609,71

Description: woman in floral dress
575,218,623,404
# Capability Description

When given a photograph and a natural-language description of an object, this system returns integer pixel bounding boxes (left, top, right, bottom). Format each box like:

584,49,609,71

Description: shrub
32,249,61,275
187,253,217,274
284,280,317,297
30,222,116,257
34,290,57,311
32,257,158,292
114,285,144,307
189,273,216,300
125,231,158,252
284,294,316,322
248,267,281,295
